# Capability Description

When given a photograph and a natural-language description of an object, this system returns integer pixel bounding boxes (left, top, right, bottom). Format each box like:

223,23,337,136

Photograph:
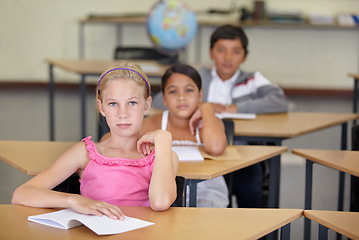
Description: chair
53,173,80,194
172,176,187,207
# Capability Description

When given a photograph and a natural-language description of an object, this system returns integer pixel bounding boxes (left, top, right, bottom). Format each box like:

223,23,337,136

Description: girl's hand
210,103,227,113
137,130,172,155
189,107,203,136
68,195,126,220
223,104,237,113
137,131,155,156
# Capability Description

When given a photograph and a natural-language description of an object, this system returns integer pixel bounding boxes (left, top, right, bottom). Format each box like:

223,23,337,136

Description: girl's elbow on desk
150,197,174,211
204,141,227,156
11,185,32,205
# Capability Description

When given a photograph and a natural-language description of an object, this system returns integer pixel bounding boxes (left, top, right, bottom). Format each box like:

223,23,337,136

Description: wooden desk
0,140,287,208
349,73,359,124
304,210,359,240
0,205,303,240
234,112,357,146
45,58,170,141
0,140,75,176
233,112,358,209
178,145,287,207
292,149,359,240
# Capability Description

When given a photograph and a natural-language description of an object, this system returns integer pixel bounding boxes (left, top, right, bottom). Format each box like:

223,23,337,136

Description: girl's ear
97,99,105,117
198,89,203,103
144,96,152,115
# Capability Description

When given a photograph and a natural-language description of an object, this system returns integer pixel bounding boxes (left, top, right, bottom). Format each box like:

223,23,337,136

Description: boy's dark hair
210,24,248,55
161,64,202,92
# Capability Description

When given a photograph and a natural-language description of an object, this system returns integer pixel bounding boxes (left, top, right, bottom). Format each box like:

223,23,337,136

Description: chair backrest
98,115,110,141
171,176,186,207
114,46,170,61
53,173,80,194
222,119,234,145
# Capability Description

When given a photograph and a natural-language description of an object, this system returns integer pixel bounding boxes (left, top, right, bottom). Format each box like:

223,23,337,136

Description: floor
0,86,354,240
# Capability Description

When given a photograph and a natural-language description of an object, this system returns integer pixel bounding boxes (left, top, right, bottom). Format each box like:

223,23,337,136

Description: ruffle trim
81,136,154,167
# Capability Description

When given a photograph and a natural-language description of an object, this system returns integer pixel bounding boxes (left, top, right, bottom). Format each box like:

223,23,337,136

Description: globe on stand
147,0,198,64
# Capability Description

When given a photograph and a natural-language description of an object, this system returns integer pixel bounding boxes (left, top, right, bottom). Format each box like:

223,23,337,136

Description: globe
147,0,198,52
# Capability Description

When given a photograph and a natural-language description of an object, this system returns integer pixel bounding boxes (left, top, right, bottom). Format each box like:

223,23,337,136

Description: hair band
97,67,150,96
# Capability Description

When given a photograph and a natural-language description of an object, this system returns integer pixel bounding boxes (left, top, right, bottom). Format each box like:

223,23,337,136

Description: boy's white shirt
207,67,239,105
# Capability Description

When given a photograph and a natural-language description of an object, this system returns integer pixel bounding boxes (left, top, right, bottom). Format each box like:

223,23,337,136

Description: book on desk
28,208,154,235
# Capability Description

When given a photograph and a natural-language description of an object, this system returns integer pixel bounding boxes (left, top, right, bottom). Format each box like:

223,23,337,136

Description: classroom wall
0,0,358,89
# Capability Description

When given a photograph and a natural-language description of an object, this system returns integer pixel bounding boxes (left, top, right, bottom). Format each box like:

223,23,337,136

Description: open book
172,146,242,161
28,208,154,235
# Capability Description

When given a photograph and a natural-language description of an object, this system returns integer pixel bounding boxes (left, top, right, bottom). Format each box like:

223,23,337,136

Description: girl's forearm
12,184,74,208
200,103,228,155
149,131,177,211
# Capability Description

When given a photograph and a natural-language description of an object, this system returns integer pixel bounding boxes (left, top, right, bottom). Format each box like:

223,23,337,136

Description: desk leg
280,223,291,240
49,64,55,141
353,78,358,125
268,154,280,208
187,180,200,207
267,138,282,208
318,224,329,240
304,160,313,240
336,172,345,240
335,173,345,240
80,74,86,139
338,171,345,212
341,123,348,151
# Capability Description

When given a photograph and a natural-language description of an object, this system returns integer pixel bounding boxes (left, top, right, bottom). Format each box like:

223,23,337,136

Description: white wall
0,0,358,89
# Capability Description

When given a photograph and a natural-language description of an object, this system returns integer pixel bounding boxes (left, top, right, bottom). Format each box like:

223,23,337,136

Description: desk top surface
304,210,359,239
234,112,358,138
0,205,302,240
291,149,359,177
46,58,170,77
0,141,287,178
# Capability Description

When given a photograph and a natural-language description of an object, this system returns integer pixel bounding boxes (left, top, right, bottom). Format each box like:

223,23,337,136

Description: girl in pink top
12,62,179,220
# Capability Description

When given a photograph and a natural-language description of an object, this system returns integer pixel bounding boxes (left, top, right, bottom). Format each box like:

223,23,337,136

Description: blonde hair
96,61,151,102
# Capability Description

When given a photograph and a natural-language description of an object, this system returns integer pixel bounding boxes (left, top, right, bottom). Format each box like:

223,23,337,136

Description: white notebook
215,112,256,119
28,208,154,235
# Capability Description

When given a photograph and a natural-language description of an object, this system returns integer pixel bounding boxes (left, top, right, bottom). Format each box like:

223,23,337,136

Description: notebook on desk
215,113,256,120
172,146,242,161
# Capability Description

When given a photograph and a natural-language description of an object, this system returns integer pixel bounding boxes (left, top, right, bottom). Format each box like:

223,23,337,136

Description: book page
28,208,154,235
172,146,204,161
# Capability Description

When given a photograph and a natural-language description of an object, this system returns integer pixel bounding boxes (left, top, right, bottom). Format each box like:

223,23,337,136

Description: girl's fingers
96,203,126,220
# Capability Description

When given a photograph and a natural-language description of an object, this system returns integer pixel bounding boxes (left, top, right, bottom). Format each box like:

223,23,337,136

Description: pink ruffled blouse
80,136,155,207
